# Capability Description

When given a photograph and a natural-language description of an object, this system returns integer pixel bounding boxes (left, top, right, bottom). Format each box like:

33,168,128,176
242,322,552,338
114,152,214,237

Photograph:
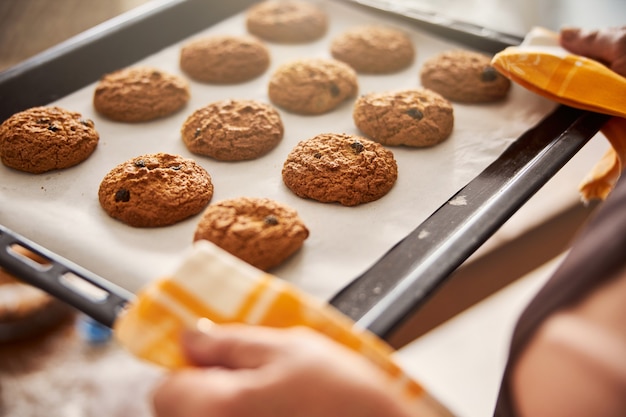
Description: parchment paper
0,0,558,301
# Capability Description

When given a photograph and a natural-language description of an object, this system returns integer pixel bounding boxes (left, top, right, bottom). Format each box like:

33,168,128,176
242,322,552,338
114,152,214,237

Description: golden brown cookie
0,106,99,174
420,50,511,103
194,197,309,271
282,133,398,206
98,153,213,227
181,100,284,161
353,89,454,147
246,0,328,43
268,58,358,115
179,35,270,84
93,66,190,122
331,25,415,74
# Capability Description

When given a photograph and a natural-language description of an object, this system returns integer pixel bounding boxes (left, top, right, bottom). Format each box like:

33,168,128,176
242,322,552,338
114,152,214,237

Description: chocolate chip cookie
353,89,454,147
420,50,511,102
98,153,213,227
282,133,398,206
0,106,99,173
268,58,358,115
194,197,309,271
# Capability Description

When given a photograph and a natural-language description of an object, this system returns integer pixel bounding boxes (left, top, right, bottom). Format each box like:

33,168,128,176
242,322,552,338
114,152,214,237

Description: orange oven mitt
491,27,626,202
114,240,454,417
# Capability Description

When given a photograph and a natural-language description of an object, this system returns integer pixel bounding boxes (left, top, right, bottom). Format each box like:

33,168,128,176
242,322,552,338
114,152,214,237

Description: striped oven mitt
492,27,626,202
114,240,454,417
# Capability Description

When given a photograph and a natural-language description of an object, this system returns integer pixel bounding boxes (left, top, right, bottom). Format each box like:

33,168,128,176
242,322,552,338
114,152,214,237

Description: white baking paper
0,0,558,300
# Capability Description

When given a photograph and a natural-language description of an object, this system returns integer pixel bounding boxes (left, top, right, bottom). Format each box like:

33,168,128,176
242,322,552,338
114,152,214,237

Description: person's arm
508,27,626,417
152,324,419,417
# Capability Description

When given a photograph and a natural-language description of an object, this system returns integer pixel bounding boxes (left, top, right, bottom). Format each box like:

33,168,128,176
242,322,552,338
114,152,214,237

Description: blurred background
0,0,624,72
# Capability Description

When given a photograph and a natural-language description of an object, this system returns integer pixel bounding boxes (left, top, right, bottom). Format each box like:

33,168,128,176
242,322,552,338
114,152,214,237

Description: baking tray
0,0,608,340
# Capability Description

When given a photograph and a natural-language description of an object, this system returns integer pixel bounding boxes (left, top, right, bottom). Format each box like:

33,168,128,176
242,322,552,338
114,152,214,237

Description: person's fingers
560,26,626,77
181,324,283,369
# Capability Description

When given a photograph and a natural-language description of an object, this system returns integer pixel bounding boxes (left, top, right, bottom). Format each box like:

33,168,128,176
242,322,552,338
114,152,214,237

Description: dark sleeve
492,173,626,417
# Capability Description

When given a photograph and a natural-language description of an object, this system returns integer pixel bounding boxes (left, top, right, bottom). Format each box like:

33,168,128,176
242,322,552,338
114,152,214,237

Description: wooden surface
0,0,150,71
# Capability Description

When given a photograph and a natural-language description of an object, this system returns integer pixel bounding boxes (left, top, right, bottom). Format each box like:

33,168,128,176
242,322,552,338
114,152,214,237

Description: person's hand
560,26,626,77
152,324,417,417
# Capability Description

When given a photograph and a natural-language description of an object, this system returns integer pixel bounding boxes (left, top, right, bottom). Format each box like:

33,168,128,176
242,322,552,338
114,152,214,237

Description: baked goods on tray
179,35,271,84
181,99,284,161
0,106,99,173
353,89,454,147
282,133,398,206
98,153,214,227
93,66,190,122
331,25,415,74
193,197,309,271
268,58,358,115
420,50,511,102
245,0,328,43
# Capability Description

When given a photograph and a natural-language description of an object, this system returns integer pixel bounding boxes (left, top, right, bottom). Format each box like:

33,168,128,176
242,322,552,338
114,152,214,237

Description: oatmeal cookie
268,58,358,115
0,106,99,173
181,99,284,161
246,0,328,43
98,153,213,227
331,25,415,74
194,197,309,271
282,133,398,206
420,50,511,102
180,35,270,83
93,66,190,122
353,89,454,147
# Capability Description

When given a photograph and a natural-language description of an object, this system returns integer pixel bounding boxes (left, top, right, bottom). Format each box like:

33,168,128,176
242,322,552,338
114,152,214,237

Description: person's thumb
560,27,626,77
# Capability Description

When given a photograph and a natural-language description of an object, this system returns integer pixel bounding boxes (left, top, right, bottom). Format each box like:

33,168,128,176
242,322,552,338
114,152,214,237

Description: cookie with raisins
194,197,309,271
0,106,99,173
98,153,213,227
420,50,511,103
93,66,189,122
246,0,328,43
331,25,415,74
181,99,283,161
353,89,454,147
282,133,398,206
180,35,270,84
268,58,358,115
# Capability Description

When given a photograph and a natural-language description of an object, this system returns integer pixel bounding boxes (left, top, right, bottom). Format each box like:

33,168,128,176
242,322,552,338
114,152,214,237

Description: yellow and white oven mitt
491,27,626,202
114,240,454,417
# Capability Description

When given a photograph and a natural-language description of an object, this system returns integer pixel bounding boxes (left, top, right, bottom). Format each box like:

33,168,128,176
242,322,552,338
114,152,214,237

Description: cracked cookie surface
353,89,454,147
181,99,283,161
246,0,328,43
0,106,99,173
268,58,358,115
98,153,213,227
194,197,309,271
93,66,190,122
331,25,415,74
282,133,398,206
180,35,270,84
420,50,511,103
